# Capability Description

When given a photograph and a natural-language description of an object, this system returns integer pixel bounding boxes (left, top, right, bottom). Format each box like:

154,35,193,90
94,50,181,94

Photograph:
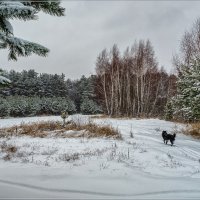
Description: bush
80,98,102,114
24,97,41,116
8,96,27,117
0,98,10,117
50,97,76,115
0,96,76,117
40,97,53,114
184,122,200,139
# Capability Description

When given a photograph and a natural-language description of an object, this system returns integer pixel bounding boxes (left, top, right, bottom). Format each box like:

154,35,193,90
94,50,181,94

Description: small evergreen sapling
61,111,68,127
165,101,174,120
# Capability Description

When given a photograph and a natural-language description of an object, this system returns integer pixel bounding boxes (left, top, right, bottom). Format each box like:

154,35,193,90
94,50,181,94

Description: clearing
0,115,200,199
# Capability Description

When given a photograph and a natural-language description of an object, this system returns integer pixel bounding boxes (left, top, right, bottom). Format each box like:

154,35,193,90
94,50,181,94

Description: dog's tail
173,133,176,139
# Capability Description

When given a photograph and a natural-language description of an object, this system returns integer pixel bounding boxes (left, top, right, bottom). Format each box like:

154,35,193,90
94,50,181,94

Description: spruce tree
164,101,174,120
0,1,65,61
169,59,200,121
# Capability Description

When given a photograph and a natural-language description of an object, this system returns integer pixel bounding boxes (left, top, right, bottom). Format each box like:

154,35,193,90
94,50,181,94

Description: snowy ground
0,115,200,199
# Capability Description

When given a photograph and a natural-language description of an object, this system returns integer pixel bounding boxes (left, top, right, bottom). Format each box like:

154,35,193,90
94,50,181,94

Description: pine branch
0,41,7,49
0,18,13,35
0,69,11,86
0,2,37,21
0,1,65,61
0,32,49,61
23,1,65,17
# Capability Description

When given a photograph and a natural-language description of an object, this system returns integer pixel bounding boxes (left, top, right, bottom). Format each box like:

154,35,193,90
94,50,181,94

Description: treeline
95,40,177,117
1,40,179,119
2,70,67,97
0,70,102,117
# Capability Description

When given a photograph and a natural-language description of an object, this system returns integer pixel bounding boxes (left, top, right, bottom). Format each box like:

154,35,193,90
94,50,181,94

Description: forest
1,17,200,122
96,41,177,117
0,40,177,118
0,70,102,117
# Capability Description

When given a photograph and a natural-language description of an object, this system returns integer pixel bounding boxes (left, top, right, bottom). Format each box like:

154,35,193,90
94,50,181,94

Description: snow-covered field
0,115,200,199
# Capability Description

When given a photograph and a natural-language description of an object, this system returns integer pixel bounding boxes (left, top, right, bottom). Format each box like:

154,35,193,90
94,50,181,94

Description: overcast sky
1,1,200,79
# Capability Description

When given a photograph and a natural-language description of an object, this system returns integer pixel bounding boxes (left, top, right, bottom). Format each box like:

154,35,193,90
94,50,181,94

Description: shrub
0,96,76,117
184,122,200,139
0,98,10,117
80,98,102,114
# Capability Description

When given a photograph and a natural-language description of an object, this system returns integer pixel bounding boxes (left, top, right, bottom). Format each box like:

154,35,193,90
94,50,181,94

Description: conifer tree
167,59,200,121
0,1,65,61
164,101,174,120
80,97,102,114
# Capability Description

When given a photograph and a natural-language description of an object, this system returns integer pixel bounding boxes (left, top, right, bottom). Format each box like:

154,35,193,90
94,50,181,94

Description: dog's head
162,131,167,135
162,131,167,139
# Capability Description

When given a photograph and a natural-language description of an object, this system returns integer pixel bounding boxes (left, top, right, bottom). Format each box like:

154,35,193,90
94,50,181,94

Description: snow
0,115,61,129
0,1,35,16
0,115,200,198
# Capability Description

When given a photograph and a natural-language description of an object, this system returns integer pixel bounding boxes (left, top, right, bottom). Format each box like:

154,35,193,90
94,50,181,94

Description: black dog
162,131,176,146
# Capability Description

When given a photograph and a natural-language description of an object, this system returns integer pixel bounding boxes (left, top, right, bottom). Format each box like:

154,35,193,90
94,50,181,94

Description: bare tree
174,18,200,71
95,40,175,117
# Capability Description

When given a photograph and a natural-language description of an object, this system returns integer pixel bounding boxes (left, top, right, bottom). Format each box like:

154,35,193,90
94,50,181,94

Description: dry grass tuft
63,123,122,139
184,123,200,139
0,121,62,138
0,120,122,140
0,141,18,161
0,142,17,153
3,154,11,161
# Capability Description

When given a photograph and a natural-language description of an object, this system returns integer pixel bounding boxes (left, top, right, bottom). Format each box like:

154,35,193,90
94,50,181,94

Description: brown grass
0,121,62,138
62,123,122,139
0,142,18,161
0,141,17,152
0,121,122,140
184,122,200,139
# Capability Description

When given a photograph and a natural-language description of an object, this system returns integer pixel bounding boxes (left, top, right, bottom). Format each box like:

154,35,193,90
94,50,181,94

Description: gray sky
1,1,200,79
